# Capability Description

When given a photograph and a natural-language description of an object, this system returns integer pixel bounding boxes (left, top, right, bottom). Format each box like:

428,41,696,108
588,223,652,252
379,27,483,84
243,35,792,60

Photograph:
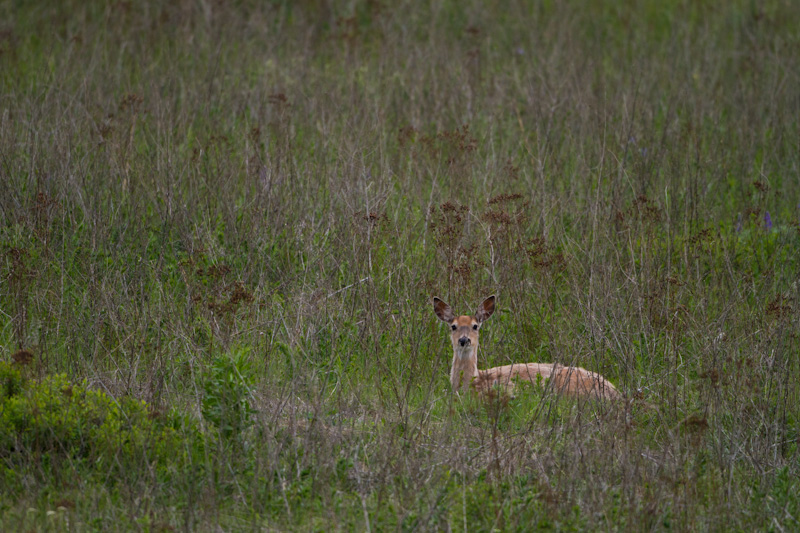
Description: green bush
0,362,200,488
0,362,24,402
201,347,256,440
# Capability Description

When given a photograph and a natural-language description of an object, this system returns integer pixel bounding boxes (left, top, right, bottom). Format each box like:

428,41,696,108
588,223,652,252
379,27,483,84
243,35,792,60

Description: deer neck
450,343,479,391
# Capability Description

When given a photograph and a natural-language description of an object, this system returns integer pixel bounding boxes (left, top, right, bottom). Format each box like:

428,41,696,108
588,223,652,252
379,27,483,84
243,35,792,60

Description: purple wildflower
764,211,772,231
735,213,742,233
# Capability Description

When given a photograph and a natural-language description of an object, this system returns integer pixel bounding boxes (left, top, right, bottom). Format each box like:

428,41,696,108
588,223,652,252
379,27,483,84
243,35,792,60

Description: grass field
2,0,799,530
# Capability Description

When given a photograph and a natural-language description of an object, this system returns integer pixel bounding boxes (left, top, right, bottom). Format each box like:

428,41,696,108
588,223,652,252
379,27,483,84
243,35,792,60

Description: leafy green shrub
201,347,256,440
0,362,24,401
0,361,200,488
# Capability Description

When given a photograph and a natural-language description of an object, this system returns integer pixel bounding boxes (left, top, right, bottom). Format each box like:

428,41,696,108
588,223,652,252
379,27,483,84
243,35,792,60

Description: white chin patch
456,346,472,358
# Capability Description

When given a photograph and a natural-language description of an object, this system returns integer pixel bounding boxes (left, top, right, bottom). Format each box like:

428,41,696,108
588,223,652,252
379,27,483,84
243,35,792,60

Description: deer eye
451,324,457,331
472,324,478,330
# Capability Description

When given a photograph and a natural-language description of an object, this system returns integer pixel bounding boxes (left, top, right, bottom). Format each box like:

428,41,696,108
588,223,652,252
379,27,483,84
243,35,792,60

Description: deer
433,295,622,401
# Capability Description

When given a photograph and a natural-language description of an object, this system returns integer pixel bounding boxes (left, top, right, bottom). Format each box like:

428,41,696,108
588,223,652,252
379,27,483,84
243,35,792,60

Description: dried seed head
12,349,33,365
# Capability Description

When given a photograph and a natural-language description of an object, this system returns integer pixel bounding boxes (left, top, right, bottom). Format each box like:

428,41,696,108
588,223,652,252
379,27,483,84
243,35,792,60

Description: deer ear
433,297,455,322
475,295,496,323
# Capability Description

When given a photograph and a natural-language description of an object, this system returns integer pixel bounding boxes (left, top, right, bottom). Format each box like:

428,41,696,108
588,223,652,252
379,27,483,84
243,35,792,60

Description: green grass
1,0,799,530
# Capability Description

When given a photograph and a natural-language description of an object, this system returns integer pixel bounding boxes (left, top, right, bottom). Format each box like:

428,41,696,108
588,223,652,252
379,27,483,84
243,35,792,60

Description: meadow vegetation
1,0,799,530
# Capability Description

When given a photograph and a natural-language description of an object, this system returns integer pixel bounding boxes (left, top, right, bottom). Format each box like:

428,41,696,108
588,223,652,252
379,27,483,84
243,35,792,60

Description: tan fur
434,296,622,401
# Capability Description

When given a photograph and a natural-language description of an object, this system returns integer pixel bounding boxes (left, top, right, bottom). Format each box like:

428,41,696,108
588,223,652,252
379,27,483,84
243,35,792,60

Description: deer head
433,295,496,390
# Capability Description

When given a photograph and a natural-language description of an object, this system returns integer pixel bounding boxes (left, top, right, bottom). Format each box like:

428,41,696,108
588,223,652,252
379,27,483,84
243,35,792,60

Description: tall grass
1,0,799,530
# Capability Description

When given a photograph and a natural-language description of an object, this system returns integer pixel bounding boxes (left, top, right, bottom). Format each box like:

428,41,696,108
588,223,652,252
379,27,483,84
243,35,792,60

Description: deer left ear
433,297,455,323
475,295,496,323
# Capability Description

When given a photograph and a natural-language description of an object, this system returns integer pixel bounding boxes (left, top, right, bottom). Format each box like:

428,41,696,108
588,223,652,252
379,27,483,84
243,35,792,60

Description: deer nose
458,336,470,347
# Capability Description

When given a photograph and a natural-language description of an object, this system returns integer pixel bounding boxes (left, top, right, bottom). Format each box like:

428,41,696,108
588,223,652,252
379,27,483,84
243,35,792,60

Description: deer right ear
433,297,455,323
475,295,496,323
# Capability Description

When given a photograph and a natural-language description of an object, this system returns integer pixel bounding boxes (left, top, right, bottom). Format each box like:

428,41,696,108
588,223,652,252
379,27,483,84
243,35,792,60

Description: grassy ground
1,0,799,530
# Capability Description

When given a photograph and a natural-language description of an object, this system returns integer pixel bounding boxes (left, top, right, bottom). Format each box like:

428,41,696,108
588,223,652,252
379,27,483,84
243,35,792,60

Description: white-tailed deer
433,295,622,401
